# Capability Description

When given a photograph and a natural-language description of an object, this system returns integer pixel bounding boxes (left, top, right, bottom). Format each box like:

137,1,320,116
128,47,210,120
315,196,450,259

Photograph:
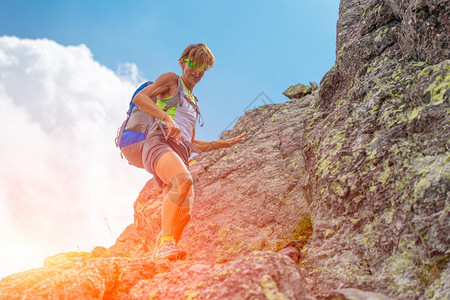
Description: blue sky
0,1,339,277
0,0,339,140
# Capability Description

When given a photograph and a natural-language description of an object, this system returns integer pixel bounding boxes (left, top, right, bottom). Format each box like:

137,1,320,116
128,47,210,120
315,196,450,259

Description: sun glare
0,238,48,278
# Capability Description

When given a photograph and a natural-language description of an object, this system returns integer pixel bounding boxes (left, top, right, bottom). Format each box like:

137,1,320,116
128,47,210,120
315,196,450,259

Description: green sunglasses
184,58,210,72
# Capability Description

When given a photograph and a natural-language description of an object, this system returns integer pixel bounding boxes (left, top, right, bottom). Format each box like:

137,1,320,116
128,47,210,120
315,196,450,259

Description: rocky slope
1,0,449,299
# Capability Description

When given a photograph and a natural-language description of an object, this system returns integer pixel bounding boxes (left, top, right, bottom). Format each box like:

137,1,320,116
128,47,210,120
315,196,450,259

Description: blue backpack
115,78,202,168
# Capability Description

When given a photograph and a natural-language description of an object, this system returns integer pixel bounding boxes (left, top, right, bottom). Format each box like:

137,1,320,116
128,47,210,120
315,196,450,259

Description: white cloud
0,36,150,278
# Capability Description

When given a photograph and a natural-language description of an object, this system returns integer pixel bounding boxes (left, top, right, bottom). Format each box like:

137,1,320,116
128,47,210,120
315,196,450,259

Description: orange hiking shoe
154,241,186,261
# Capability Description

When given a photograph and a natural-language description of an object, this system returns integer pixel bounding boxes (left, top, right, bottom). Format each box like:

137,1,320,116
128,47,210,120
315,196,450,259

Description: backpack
115,77,202,168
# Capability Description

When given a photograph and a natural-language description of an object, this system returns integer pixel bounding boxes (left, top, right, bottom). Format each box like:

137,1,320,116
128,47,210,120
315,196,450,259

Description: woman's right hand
163,114,182,144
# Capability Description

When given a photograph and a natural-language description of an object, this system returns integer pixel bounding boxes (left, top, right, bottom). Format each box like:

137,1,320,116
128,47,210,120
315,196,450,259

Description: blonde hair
179,43,215,69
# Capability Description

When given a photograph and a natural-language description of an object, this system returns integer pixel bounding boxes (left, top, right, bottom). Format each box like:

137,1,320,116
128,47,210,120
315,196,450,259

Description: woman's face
180,59,208,88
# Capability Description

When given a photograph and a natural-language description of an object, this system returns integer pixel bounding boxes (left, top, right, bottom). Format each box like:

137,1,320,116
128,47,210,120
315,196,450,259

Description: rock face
1,0,449,299
306,0,449,298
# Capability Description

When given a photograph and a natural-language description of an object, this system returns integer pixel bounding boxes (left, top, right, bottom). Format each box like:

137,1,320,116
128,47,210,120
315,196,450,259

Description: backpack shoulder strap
163,76,183,111
176,77,204,127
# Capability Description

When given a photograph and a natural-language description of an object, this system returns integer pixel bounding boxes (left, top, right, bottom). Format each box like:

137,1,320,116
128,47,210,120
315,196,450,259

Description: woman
132,43,245,260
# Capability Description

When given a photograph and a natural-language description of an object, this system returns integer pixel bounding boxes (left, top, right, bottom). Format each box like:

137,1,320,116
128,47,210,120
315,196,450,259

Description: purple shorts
142,131,190,189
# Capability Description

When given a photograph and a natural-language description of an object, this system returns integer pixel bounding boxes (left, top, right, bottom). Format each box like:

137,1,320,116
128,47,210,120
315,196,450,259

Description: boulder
283,83,312,99
130,251,315,300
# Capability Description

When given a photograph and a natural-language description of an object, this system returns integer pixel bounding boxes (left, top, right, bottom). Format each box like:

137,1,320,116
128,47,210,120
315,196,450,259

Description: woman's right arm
132,72,176,119
132,72,182,143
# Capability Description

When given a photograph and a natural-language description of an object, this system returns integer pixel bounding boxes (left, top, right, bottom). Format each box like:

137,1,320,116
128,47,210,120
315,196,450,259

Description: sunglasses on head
184,58,210,72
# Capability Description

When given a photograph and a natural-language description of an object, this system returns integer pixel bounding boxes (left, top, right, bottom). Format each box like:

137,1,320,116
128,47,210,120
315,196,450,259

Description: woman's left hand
225,133,246,147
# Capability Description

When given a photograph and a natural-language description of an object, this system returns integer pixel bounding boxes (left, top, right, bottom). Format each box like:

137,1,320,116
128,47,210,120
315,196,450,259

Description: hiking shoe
154,241,186,261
